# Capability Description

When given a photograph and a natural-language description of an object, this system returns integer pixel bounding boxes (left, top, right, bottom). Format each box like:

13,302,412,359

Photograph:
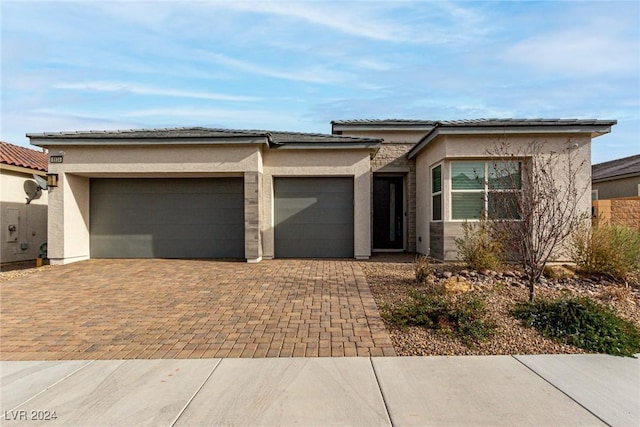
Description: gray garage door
90,178,244,258
274,177,353,258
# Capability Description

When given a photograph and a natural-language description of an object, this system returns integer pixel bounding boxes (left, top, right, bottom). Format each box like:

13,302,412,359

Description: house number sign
49,156,63,163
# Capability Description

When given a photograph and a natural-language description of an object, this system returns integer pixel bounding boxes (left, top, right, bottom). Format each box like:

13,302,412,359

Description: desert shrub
454,220,503,271
384,290,496,346
570,222,640,280
511,297,640,357
414,255,431,284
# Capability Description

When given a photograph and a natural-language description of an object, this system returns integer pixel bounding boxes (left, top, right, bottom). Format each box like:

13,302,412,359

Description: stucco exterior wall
45,144,264,264
415,134,592,261
262,149,372,259
593,176,640,200
1,168,48,264
45,144,263,175
336,129,428,144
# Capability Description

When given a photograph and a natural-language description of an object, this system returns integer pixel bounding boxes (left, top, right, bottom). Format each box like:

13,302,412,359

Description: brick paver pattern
1,259,396,360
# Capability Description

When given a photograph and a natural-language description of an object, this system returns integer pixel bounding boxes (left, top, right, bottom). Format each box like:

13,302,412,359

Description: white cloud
204,52,348,85
216,1,485,45
505,28,638,76
54,81,260,102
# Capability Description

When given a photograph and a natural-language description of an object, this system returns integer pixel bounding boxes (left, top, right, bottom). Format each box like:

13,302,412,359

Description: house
0,141,49,265
28,118,616,265
591,154,640,200
591,154,640,231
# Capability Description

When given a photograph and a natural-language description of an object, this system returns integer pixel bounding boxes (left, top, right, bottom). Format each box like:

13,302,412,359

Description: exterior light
46,173,59,188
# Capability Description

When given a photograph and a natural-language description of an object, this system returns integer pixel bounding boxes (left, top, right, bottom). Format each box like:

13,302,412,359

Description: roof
406,118,617,159
592,154,640,182
333,118,615,127
332,119,438,133
0,141,48,172
28,127,382,149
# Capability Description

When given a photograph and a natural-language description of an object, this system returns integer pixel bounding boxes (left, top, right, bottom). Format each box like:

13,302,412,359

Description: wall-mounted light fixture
46,173,59,188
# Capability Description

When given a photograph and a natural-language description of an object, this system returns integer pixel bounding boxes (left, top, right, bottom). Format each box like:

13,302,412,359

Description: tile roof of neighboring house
27,127,382,147
592,154,640,182
0,141,48,172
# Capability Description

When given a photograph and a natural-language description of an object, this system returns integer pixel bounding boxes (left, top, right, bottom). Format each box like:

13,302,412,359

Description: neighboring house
28,118,615,265
0,141,48,264
591,154,640,200
591,154,640,231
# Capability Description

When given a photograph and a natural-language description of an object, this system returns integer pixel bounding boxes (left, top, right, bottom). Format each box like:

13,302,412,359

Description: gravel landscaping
360,254,640,356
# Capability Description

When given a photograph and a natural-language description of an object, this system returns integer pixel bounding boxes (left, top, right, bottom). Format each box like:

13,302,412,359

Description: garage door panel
276,208,353,225
275,239,352,259
274,177,353,258
90,178,244,259
276,223,353,240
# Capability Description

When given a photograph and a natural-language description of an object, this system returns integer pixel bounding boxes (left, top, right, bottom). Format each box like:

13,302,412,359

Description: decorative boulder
444,276,474,294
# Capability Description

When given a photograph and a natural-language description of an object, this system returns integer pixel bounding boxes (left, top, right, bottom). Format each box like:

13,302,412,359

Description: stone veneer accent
244,171,262,261
371,142,416,252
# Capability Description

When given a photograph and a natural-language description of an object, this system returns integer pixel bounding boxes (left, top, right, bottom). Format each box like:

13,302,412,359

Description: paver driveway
1,259,395,360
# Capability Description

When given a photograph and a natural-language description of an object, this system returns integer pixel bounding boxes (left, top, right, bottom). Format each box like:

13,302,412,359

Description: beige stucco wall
337,129,428,144
593,176,640,200
262,149,372,259
45,144,264,264
1,167,48,264
45,144,263,175
415,134,592,260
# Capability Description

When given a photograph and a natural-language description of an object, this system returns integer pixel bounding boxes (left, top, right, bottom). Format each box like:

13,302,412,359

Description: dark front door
373,176,404,249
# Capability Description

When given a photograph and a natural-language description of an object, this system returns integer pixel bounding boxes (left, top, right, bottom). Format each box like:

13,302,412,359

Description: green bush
570,222,640,280
384,290,496,346
414,255,431,284
454,220,503,271
511,297,640,357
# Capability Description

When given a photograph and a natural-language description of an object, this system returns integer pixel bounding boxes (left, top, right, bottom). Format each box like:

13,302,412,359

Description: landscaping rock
442,271,453,279
444,276,473,294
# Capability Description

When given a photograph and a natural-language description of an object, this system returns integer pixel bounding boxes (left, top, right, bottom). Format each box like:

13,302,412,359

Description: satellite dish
24,180,42,204
34,174,48,190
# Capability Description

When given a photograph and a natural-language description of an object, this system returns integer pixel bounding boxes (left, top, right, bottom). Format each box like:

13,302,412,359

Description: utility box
6,208,19,242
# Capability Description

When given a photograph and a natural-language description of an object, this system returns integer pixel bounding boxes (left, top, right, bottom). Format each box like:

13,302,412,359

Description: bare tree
485,140,589,301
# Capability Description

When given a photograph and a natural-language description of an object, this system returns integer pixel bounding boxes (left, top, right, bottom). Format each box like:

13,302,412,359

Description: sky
1,0,639,164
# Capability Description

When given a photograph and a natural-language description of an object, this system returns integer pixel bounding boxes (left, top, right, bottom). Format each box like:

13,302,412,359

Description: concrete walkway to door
0,259,396,360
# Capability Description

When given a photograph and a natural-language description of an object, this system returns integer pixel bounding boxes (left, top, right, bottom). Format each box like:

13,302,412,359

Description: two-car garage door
90,178,244,258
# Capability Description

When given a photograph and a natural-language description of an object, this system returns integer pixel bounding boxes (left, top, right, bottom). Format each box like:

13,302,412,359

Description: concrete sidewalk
1,355,638,426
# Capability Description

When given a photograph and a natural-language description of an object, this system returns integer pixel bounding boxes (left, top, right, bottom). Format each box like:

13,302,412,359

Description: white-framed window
450,160,522,220
591,189,599,201
431,163,442,221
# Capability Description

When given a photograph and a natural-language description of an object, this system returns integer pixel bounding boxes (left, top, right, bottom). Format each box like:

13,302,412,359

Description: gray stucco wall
593,176,640,199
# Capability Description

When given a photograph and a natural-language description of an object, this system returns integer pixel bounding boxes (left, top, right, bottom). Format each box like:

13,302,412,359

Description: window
591,189,598,201
451,160,521,220
431,164,442,221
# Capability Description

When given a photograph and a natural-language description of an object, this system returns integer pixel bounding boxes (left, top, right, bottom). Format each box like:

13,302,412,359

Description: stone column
244,171,262,262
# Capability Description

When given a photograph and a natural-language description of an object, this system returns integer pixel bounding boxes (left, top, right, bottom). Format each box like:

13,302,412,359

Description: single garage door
274,177,353,258
90,178,244,258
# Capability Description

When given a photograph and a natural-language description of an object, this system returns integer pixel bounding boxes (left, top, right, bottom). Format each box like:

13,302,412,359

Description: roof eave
28,135,271,148
592,171,640,183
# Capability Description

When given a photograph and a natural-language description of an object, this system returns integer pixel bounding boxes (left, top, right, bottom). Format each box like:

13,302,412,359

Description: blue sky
2,0,638,163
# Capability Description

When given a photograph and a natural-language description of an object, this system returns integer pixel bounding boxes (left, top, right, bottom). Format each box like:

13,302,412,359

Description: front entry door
373,176,404,249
